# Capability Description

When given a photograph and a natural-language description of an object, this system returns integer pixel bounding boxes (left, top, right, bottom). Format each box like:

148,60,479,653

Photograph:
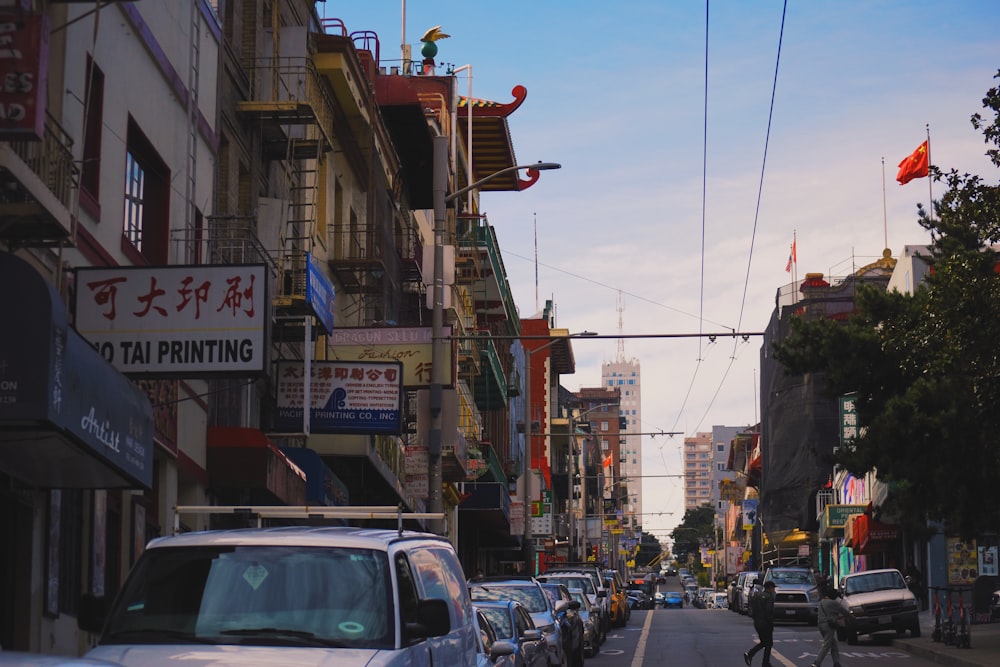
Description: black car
539,582,585,667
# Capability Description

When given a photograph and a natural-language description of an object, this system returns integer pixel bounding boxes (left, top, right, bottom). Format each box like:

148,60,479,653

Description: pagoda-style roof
375,74,533,202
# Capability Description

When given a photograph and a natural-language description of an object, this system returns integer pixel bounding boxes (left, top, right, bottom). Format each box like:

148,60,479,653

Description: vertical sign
839,395,858,448
0,13,48,140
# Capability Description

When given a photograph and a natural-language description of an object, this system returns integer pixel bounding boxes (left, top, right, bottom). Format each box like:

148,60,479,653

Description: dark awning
0,253,154,489
207,426,308,506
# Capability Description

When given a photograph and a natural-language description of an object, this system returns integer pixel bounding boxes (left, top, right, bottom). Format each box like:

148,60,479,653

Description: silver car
761,567,820,624
80,526,481,666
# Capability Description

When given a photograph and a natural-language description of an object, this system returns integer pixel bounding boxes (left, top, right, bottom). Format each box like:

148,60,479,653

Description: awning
0,253,154,489
280,446,349,506
207,426,307,505
458,481,519,548
851,513,901,554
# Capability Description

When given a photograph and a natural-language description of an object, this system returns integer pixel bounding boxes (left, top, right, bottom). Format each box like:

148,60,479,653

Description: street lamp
522,330,597,573
428,134,561,535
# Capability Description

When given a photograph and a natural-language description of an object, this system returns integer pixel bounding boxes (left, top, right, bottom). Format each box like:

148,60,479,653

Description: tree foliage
635,531,666,569
670,505,717,565
772,71,1000,538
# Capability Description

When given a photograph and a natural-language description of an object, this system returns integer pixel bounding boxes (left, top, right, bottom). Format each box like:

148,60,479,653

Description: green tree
670,505,716,566
773,71,1000,538
635,531,665,569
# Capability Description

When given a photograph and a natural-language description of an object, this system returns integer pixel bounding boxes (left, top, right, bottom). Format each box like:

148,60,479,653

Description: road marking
629,609,654,667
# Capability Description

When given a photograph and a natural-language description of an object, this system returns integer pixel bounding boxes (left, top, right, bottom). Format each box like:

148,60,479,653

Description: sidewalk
890,608,1000,667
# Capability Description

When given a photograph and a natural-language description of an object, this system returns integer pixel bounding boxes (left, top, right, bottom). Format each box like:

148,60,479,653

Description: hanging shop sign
0,13,48,141
274,360,403,435
74,265,267,376
328,326,453,388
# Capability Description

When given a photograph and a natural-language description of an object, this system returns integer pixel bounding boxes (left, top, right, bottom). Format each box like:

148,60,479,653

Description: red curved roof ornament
459,84,527,117
518,166,542,191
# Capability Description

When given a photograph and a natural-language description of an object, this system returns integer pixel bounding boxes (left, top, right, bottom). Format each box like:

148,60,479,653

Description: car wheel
846,630,858,645
911,624,922,638
573,643,585,667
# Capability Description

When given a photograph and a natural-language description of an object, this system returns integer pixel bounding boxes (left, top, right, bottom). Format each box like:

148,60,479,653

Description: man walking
812,587,850,667
744,580,775,666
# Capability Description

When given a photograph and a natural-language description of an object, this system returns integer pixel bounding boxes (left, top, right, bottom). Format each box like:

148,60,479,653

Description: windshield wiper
103,628,214,644
219,627,347,647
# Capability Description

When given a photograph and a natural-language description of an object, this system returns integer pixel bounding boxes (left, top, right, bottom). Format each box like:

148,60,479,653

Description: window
717,444,725,452
80,56,104,215
123,118,170,264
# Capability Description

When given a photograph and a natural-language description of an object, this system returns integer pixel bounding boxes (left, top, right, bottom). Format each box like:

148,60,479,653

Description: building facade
0,1,558,653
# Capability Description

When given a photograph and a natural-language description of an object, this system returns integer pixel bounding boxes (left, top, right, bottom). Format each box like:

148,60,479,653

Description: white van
79,526,481,666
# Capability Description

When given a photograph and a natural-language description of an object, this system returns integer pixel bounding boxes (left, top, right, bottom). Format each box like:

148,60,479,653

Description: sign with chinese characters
328,327,452,388
74,265,267,376
274,360,403,435
839,395,858,445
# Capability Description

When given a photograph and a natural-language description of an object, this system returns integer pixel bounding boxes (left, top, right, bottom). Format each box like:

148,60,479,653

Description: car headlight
850,606,863,615
902,598,918,609
808,589,821,602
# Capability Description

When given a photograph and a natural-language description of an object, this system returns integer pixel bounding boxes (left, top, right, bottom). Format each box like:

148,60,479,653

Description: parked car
78,526,481,666
737,571,760,615
838,568,921,644
475,600,547,667
761,567,820,625
0,654,123,666
712,592,729,609
661,591,684,609
475,606,517,666
470,576,566,667
542,565,612,635
536,571,607,644
604,575,628,627
567,588,600,658
539,582,585,667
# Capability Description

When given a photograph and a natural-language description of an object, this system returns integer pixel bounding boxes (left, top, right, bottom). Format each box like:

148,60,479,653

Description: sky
324,1,1000,546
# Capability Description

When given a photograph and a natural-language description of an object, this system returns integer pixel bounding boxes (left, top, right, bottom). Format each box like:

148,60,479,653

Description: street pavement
890,608,1000,667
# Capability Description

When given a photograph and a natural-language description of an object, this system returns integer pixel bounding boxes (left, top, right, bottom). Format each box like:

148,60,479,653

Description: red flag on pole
896,140,929,185
784,239,796,273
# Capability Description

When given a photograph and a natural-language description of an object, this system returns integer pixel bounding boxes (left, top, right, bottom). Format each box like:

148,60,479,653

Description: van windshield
102,545,394,649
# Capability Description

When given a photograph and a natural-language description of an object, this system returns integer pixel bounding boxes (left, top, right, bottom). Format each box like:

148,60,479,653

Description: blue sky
325,1,1000,542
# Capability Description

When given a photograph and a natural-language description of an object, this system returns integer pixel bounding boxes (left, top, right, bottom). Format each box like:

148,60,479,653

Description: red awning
207,427,307,506
851,512,901,554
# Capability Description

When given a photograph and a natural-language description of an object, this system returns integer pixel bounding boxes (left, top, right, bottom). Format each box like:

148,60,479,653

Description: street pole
428,144,561,538
427,135,448,534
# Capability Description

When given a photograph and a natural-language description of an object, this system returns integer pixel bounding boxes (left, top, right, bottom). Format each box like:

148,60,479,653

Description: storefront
0,252,155,650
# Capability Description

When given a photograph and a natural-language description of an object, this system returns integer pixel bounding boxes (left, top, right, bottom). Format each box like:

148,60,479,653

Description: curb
891,638,989,667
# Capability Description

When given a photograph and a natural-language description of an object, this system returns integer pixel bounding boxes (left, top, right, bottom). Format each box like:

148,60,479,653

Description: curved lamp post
428,134,560,535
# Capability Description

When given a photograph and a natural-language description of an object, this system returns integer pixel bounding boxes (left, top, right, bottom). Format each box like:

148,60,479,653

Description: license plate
877,615,892,625
785,610,796,615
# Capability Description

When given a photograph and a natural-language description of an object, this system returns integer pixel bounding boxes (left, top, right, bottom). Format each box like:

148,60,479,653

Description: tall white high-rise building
602,357,642,532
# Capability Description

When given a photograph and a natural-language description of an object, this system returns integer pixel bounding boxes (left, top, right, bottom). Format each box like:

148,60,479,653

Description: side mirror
405,598,451,640
596,590,607,598
491,640,516,659
554,600,569,614
522,628,542,641
77,593,109,635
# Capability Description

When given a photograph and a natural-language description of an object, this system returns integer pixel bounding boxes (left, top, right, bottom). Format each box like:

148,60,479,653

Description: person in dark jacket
744,580,776,666
812,587,850,667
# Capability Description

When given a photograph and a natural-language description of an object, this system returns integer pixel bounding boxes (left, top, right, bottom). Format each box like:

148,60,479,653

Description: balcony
0,113,78,247
456,216,518,327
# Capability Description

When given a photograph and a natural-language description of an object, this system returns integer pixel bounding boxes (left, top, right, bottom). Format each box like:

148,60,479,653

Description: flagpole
792,229,798,293
881,157,888,250
925,124,933,222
